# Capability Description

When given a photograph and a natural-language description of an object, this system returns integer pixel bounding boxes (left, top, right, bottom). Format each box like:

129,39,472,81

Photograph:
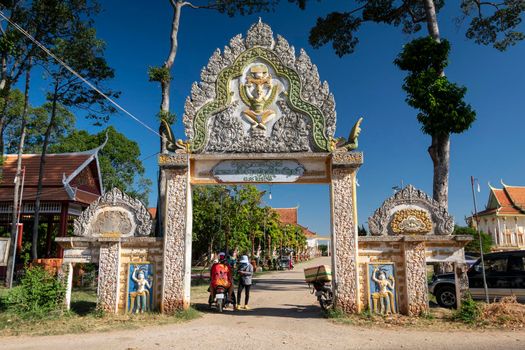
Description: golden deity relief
239,63,280,130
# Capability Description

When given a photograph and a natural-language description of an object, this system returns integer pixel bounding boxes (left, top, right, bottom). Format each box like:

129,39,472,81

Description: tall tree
0,0,95,169
5,101,76,154
50,126,152,206
4,65,31,287
294,0,524,208
151,0,278,236
31,11,118,259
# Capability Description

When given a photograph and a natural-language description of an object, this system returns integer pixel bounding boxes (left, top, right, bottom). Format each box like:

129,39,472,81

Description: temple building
273,207,320,258
0,147,104,276
472,182,525,250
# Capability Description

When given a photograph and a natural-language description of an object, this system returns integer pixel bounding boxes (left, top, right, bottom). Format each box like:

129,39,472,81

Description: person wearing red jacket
209,252,235,308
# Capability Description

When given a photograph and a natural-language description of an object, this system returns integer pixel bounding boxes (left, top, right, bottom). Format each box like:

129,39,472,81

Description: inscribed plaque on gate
212,160,305,183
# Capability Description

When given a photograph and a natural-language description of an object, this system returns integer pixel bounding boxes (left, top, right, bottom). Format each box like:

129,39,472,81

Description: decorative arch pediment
73,188,152,237
183,20,336,153
368,185,454,236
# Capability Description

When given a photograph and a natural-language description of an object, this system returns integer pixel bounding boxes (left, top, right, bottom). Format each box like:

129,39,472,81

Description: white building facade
473,183,525,250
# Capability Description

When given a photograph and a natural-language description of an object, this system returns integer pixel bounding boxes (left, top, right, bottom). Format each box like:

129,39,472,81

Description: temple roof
273,207,298,225
0,149,104,205
477,182,525,217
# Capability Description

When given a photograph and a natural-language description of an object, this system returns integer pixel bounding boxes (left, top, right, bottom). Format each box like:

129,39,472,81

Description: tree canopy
394,37,476,137
49,126,152,206
298,0,524,57
192,185,308,263
454,225,493,254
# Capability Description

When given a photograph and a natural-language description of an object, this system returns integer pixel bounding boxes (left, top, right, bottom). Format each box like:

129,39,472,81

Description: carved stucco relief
74,188,152,237
183,20,336,153
331,168,359,313
97,242,120,313
404,242,429,316
161,168,188,313
368,185,454,236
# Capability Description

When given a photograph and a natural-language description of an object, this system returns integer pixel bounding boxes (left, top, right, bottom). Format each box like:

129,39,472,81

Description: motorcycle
311,281,333,311
208,286,235,312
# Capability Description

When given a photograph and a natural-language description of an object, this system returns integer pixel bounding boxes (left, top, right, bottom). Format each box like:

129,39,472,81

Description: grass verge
326,297,525,331
0,287,201,337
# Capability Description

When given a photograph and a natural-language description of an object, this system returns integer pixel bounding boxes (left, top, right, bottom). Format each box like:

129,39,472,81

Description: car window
508,257,525,272
483,257,508,273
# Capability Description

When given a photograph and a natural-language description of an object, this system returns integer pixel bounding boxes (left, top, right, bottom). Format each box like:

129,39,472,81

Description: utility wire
0,10,162,138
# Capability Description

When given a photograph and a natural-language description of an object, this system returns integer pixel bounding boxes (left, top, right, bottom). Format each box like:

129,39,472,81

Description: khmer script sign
212,160,305,183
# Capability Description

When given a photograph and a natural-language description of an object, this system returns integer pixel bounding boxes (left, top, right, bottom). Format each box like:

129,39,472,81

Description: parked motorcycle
311,281,333,311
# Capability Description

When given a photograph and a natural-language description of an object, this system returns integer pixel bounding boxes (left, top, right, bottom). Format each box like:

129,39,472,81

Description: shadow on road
192,302,324,319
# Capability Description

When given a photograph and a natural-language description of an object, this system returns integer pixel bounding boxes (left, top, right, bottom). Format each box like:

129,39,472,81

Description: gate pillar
330,152,363,313
159,154,192,313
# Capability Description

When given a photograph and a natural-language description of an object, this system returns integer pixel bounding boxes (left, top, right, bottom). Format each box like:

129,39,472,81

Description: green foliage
5,266,66,319
215,0,279,17
5,101,76,154
43,20,118,126
294,1,523,56
462,0,525,51
394,37,476,137
49,126,152,206
453,225,492,254
192,185,307,262
309,11,362,57
326,307,347,319
148,66,171,84
173,306,201,321
158,110,177,124
454,294,481,324
304,0,445,56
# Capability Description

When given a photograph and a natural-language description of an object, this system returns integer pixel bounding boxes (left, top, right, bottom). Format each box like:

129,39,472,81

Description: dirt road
3,257,525,350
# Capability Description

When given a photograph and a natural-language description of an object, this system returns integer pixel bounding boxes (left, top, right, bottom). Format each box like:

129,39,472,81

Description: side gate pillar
330,152,363,313
159,154,193,313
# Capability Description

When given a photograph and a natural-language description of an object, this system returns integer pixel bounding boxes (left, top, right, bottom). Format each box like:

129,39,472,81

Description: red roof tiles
0,152,101,205
273,207,298,225
478,184,525,217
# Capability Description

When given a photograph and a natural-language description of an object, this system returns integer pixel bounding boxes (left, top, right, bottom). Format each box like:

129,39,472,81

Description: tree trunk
423,0,441,42
32,89,59,259
0,90,11,178
5,64,31,286
423,0,450,209
428,134,450,208
156,1,184,237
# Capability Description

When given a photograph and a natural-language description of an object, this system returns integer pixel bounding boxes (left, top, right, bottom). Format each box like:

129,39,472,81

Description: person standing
236,255,254,310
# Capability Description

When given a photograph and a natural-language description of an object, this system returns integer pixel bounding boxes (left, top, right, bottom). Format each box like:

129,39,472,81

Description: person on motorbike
209,252,236,309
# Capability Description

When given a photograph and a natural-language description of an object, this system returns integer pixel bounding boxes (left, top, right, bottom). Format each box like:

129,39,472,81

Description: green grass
0,287,202,337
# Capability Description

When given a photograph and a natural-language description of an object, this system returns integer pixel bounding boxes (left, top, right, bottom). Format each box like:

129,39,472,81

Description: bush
454,295,481,324
5,266,66,318
453,225,492,254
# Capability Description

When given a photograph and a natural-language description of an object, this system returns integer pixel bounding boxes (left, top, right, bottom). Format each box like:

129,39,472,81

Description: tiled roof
0,152,102,205
505,186,525,211
2,153,92,186
478,183,525,216
297,224,317,237
273,207,298,225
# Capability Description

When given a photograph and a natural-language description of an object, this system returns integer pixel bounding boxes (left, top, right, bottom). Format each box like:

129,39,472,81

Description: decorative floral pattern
390,209,432,234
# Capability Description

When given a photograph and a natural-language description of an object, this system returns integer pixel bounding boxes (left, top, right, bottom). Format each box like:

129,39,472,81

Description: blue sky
23,1,525,236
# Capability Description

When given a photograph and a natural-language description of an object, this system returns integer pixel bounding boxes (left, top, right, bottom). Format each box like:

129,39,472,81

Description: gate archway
159,20,363,314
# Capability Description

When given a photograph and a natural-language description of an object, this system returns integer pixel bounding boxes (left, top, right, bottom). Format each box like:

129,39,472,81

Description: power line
0,10,162,138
